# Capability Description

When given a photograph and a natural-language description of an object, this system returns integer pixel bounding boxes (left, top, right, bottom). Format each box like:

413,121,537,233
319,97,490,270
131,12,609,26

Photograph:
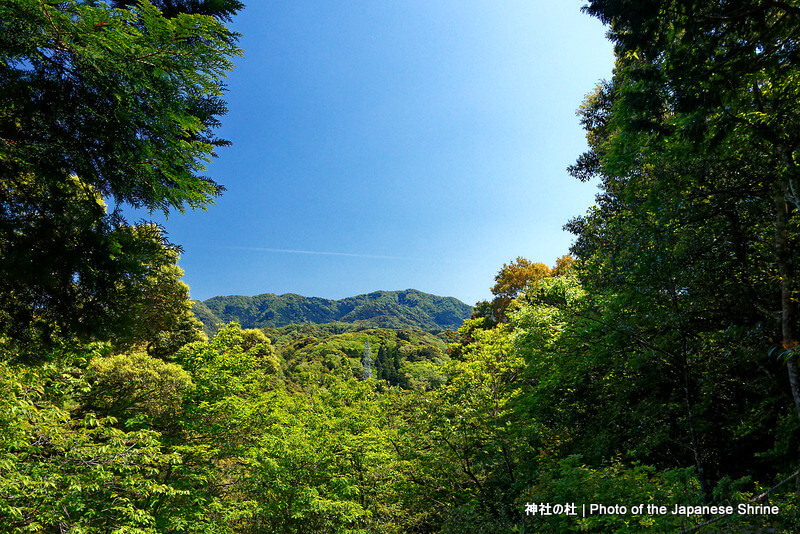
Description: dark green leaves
0,0,241,350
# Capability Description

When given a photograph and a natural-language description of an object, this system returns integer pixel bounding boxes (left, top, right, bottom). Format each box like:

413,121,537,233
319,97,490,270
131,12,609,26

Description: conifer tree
0,0,242,351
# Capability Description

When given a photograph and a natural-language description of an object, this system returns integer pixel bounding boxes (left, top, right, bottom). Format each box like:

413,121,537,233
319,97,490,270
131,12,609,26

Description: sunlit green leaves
0,359,184,533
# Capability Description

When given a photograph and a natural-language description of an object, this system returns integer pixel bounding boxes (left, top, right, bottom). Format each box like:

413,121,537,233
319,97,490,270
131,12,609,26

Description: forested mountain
6,1,800,533
192,289,472,333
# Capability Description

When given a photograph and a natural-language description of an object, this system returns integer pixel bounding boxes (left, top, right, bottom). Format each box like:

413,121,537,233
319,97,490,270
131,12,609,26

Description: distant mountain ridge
192,289,473,333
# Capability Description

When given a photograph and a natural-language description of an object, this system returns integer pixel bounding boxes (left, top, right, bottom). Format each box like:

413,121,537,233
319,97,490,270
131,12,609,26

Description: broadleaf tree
578,0,800,421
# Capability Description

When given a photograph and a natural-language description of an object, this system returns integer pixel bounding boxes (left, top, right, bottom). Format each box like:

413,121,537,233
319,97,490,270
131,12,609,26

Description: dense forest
2,0,800,532
192,290,472,335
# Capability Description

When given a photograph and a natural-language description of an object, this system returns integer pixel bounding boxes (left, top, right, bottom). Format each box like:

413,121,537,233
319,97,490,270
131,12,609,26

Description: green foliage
0,353,185,533
6,0,800,531
273,327,448,389
239,379,401,533
165,324,420,533
104,235,207,358
574,0,800,419
1,0,241,212
85,351,195,428
392,316,532,532
176,323,280,401
4,297,799,533
0,0,242,351
193,289,472,333
191,299,226,337
525,456,701,533
555,0,800,508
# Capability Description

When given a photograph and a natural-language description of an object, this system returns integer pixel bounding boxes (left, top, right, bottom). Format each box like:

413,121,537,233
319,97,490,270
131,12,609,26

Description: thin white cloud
219,246,479,264
224,246,416,261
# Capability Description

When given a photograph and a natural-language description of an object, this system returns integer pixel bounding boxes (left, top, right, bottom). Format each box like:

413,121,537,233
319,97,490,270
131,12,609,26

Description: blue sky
154,1,615,306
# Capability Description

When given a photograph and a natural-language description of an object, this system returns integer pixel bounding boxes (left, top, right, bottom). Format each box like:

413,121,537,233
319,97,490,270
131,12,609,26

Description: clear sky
151,1,615,306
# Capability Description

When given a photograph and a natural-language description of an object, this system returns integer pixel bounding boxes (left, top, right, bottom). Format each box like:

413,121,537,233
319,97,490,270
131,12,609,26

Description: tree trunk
775,184,800,421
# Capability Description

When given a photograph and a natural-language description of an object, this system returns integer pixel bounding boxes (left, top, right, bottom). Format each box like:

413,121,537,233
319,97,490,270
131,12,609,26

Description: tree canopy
0,0,242,351
3,1,800,532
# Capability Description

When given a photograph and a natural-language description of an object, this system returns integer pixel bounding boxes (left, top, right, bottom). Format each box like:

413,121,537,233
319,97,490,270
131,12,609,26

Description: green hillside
267,325,450,390
192,289,472,334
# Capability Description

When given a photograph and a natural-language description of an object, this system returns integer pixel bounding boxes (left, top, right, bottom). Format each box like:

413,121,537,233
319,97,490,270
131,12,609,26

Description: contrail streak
224,246,417,261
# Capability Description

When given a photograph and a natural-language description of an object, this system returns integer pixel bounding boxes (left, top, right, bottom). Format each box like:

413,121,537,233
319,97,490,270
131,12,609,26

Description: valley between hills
191,289,472,390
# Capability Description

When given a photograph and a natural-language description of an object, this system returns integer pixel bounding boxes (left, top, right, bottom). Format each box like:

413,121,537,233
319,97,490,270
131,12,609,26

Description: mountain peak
192,289,472,334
